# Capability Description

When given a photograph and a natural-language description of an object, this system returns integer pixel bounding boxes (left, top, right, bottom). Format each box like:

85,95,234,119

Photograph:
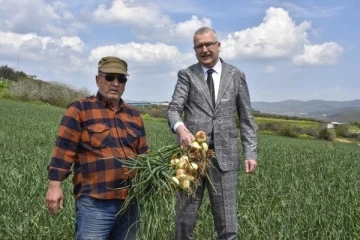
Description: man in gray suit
167,27,258,239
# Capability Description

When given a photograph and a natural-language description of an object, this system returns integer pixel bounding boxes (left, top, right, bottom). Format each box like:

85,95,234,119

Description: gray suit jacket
167,60,258,171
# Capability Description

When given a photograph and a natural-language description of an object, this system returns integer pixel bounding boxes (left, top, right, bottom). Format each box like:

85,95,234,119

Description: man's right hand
45,180,64,216
176,125,194,148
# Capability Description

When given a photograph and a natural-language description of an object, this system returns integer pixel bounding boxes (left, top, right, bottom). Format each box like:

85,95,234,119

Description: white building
326,122,343,129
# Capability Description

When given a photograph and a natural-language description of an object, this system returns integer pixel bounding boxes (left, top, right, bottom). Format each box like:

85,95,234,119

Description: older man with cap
45,56,149,240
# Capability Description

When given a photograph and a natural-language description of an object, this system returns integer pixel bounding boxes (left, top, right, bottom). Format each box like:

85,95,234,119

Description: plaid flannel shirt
48,92,149,200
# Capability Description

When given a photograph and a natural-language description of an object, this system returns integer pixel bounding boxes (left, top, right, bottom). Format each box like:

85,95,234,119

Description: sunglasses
99,73,127,83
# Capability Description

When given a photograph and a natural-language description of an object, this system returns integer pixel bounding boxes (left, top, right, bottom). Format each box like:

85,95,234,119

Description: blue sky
0,0,358,102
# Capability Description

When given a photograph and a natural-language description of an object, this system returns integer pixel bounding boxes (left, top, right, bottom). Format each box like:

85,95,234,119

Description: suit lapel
191,63,214,108
215,62,234,109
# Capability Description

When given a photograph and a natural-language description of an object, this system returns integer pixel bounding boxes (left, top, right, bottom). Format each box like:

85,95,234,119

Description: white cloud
221,7,311,60
62,11,75,21
219,7,343,66
51,1,67,11
88,42,197,82
89,42,180,65
0,0,85,36
0,1,351,102
93,0,167,26
92,0,211,41
59,37,84,52
292,42,344,66
0,0,63,35
0,31,86,78
171,16,212,40
0,30,90,91
0,32,84,56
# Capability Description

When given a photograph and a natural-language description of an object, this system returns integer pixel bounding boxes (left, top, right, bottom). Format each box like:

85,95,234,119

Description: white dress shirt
201,59,222,102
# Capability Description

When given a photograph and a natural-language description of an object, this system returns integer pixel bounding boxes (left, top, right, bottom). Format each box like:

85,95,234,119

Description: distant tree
16,70,28,80
0,65,29,81
0,65,17,81
318,127,335,141
350,121,360,128
335,124,350,138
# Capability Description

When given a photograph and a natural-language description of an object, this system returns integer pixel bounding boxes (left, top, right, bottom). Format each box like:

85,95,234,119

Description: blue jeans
75,196,138,240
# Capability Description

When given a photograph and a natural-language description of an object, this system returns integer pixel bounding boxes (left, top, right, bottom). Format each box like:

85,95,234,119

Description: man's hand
45,181,64,216
245,159,257,173
176,125,194,148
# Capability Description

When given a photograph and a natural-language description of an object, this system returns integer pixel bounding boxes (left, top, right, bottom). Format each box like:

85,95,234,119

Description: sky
0,0,359,103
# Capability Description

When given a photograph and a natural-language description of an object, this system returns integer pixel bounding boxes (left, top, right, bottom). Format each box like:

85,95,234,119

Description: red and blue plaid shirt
48,92,149,200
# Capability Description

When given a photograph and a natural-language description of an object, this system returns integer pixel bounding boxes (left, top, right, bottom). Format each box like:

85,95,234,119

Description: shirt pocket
87,123,110,148
126,126,143,149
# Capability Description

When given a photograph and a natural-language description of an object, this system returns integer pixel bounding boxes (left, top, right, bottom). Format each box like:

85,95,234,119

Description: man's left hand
245,159,257,173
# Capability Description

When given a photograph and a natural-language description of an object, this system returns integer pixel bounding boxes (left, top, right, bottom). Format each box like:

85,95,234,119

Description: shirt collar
96,91,124,109
201,58,222,75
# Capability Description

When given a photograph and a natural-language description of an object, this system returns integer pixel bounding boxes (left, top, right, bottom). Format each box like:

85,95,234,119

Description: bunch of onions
168,131,214,192
115,131,214,214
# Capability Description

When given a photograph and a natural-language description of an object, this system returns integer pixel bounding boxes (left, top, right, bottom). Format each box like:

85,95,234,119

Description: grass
255,117,320,128
0,79,10,98
348,125,360,134
1,98,360,239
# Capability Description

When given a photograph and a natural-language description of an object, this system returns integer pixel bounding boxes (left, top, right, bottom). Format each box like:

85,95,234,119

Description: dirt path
334,138,352,143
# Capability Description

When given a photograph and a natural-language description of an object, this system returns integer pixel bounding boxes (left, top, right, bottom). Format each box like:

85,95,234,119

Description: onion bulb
182,179,191,189
201,143,208,152
172,177,180,185
190,162,199,170
176,169,186,177
195,131,207,143
191,141,202,149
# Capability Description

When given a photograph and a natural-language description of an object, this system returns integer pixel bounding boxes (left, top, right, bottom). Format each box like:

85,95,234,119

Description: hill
252,99,360,123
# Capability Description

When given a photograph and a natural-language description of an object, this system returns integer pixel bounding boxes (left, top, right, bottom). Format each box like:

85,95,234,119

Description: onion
191,141,202,149
172,177,180,185
186,175,195,181
190,162,199,170
201,143,208,152
180,155,189,162
177,159,187,169
176,169,186,176
177,173,187,179
182,179,191,189
195,131,207,143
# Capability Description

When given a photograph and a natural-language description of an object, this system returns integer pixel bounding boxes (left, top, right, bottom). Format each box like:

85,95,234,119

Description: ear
96,75,100,86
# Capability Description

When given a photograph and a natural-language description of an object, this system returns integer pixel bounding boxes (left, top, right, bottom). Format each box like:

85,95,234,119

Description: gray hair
193,27,217,42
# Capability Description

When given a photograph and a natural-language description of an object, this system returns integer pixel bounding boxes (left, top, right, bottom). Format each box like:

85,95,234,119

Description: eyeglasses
194,41,218,51
99,73,127,83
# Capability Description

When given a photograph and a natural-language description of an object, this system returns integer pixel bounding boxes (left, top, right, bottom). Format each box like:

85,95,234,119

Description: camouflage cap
98,56,129,75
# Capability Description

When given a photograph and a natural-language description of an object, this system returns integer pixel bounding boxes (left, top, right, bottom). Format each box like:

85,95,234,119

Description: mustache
201,52,211,57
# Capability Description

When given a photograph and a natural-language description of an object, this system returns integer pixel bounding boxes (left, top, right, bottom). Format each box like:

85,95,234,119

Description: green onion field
0,98,359,239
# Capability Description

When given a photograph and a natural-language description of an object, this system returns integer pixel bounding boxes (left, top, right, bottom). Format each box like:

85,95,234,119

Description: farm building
326,121,343,129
